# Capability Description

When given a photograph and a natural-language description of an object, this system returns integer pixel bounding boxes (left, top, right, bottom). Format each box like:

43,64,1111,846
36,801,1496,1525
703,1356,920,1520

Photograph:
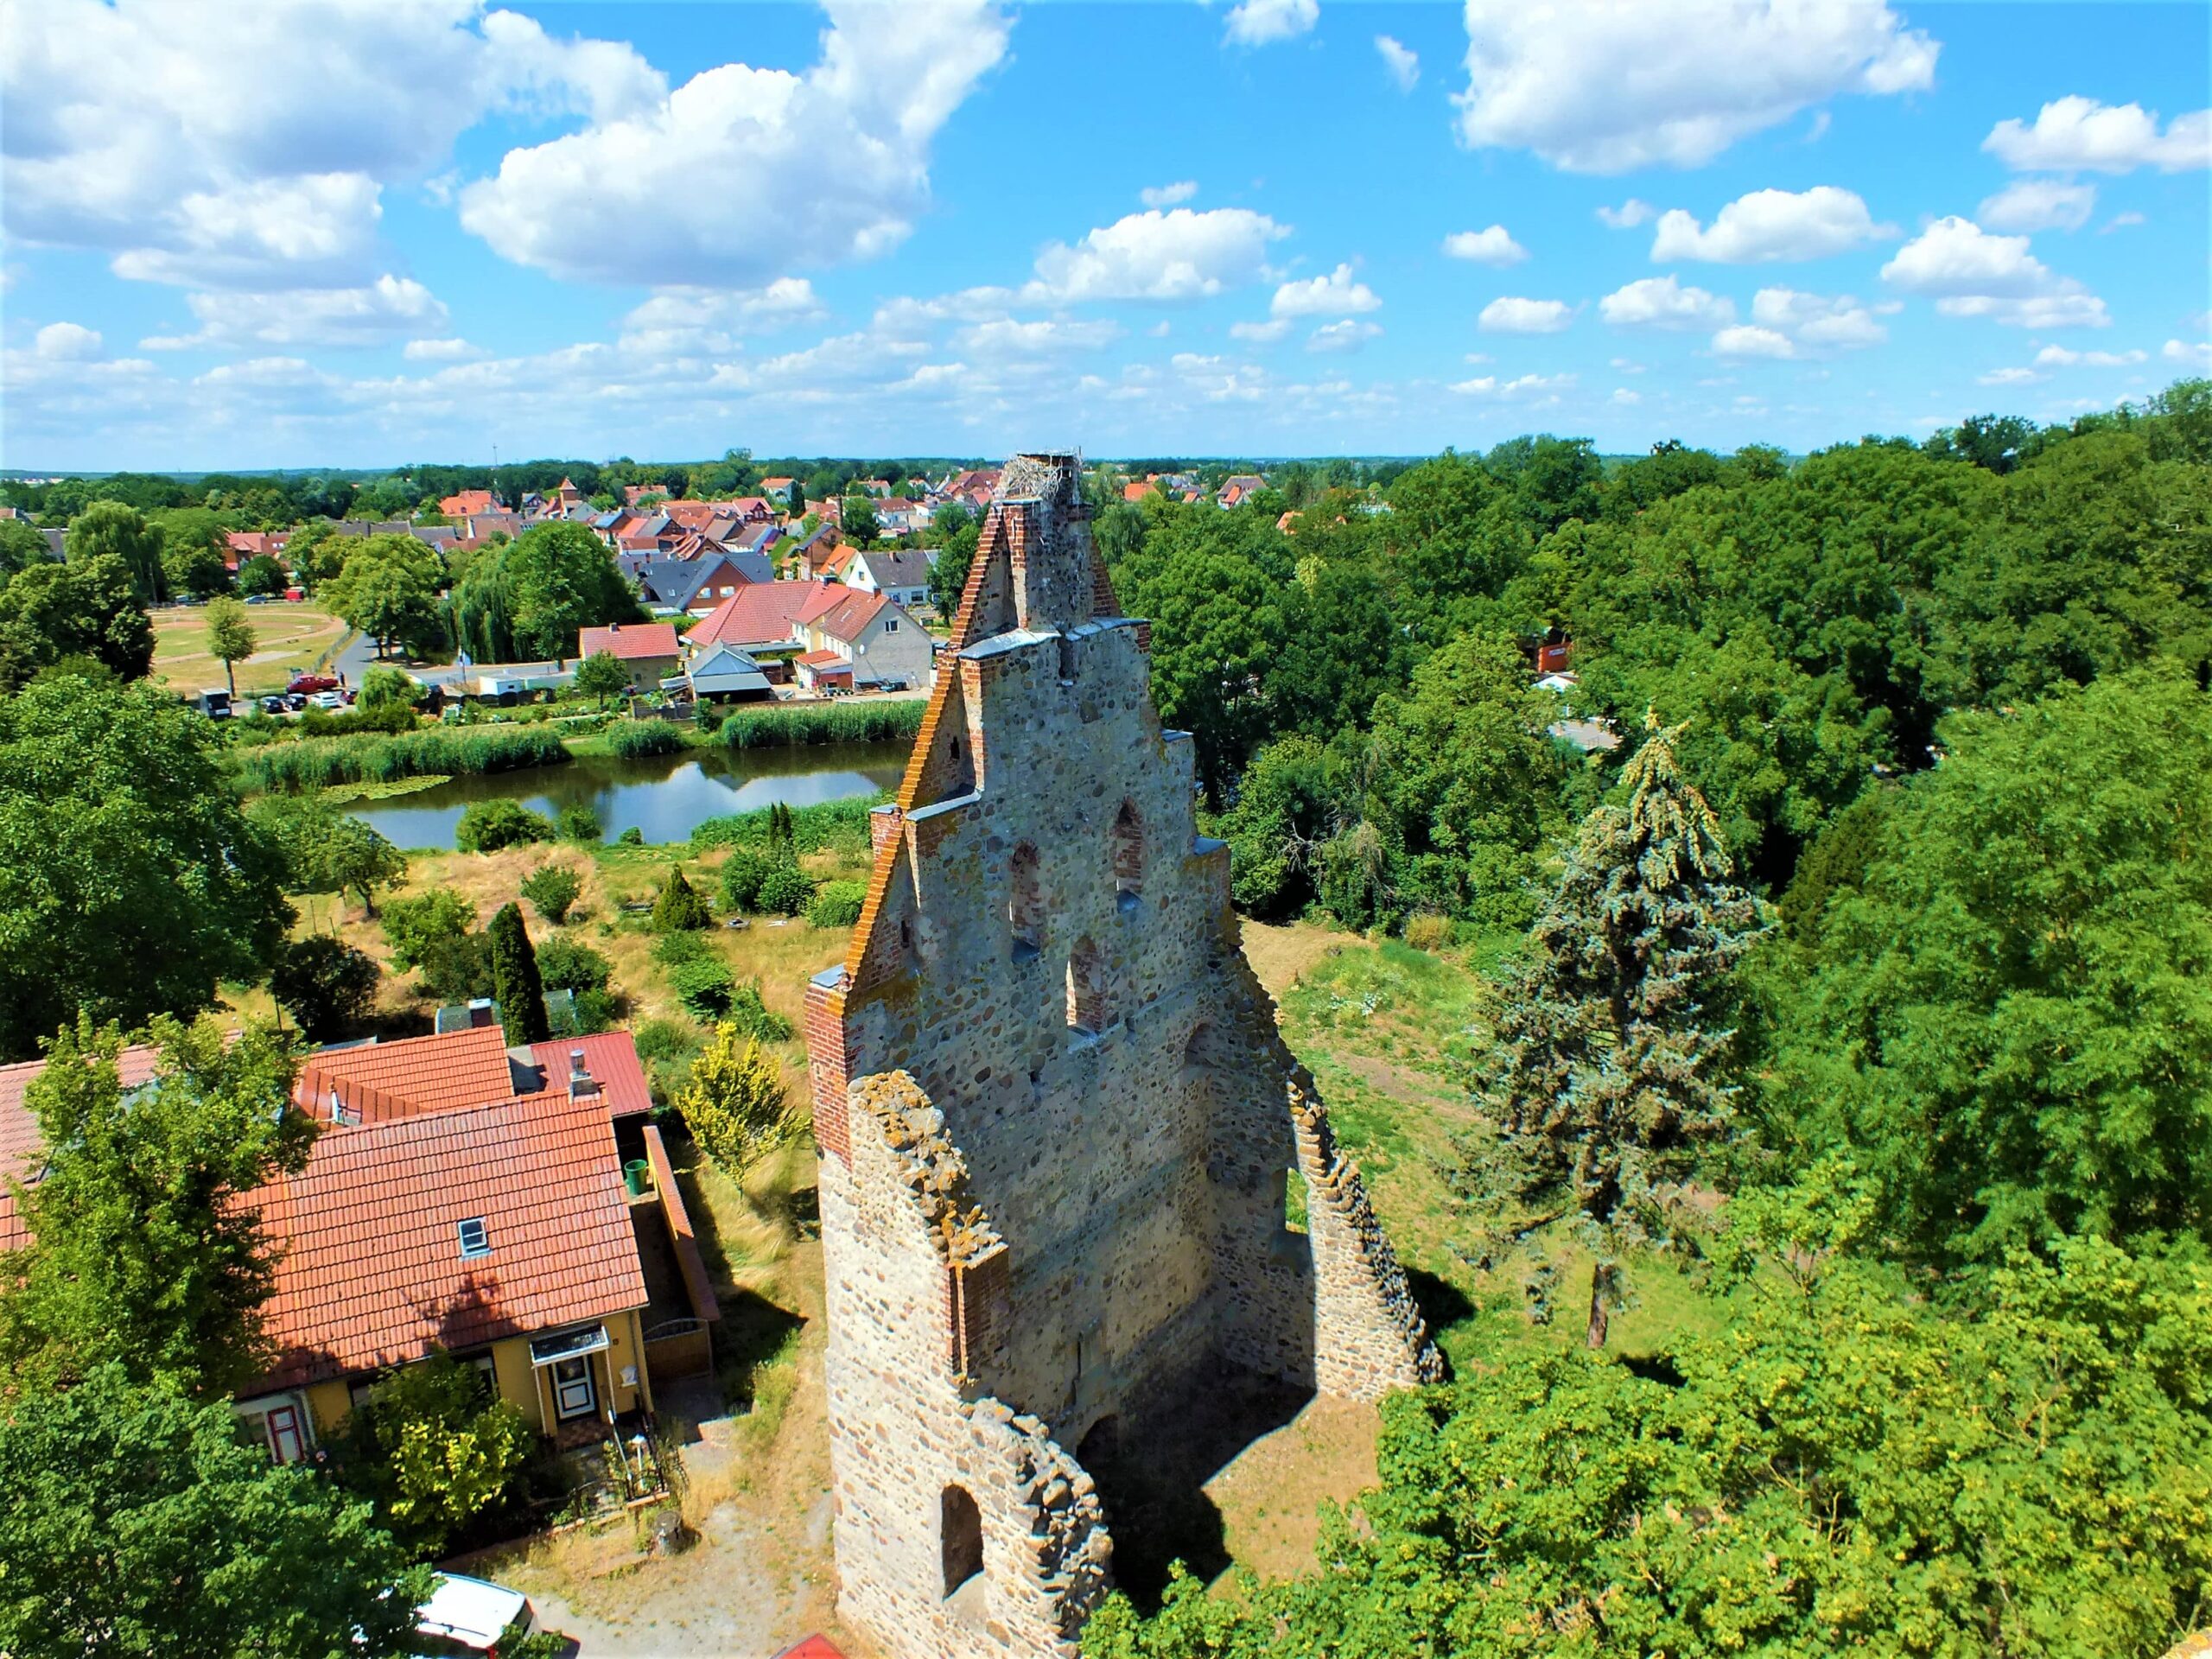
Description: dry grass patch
151,600,344,695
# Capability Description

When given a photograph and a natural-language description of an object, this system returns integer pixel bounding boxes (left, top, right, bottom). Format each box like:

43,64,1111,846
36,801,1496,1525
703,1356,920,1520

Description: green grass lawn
1258,923,1731,1375
151,600,345,696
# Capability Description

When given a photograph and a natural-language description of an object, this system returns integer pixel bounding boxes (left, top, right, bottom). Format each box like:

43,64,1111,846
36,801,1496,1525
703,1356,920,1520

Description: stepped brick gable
807,452,1440,1658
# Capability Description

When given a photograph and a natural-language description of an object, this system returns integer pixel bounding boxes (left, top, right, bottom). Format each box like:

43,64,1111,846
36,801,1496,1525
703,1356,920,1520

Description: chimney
569,1048,601,1100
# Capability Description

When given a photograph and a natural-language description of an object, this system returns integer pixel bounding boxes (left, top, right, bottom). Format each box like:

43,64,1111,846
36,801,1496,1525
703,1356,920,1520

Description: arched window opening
941,1485,984,1598
1009,842,1043,961
1067,936,1108,1033
1077,1415,1121,1476
1111,800,1144,900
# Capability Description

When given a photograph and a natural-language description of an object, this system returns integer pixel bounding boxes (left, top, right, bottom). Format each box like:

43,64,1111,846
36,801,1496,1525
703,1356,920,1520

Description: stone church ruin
806,452,1442,1658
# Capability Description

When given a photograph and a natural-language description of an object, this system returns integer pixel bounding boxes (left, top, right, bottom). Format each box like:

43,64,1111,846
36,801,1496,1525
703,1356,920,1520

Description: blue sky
3,0,2207,469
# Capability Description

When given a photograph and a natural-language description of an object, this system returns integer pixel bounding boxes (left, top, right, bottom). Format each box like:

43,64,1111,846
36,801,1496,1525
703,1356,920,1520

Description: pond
346,740,911,850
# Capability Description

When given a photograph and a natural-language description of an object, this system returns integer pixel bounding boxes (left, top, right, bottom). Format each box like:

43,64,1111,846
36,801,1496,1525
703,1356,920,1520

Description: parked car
288,672,338,695
412,1573,538,1656
307,690,346,711
259,695,289,716
195,688,232,719
244,594,275,605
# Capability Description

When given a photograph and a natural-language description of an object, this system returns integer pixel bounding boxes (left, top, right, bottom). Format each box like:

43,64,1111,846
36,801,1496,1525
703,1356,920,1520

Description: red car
287,673,339,695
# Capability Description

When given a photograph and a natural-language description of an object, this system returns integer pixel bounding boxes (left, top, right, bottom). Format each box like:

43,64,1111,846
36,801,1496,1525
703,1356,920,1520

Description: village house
791,587,931,694
576,620,683,693
636,551,754,614
1217,473,1268,508
842,546,934,611
684,581,845,683
0,1026,718,1465
439,488,500,518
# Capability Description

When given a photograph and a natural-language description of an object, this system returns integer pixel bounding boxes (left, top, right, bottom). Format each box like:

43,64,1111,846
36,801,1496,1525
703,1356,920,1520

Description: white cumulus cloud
3,0,663,289
1028,207,1289,303
1650,186,1895,262
35,321,104,360
2033,345,2145,367
1453,0,1938,173
1478,296,1574,333
1307,319,1382,353
1141,181,1198,209
1598,199,1655,228
1880,216,2109,327
1599,275,1736,330
1224,0,1319,48
140,275,449,350
460,1,1014,285
1984,97,2211,174
1443,225,1529,265
1977,179,2097,233
1751,287,1886,349
1230,319,1294,344
1712,324,1796,358
2165,339,2212,369
1376,35,1420,91
1450,371,1575,401
1270,264,1382,317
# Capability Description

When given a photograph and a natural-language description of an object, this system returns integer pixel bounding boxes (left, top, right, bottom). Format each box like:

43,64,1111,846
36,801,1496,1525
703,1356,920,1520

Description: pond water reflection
347,740,910,849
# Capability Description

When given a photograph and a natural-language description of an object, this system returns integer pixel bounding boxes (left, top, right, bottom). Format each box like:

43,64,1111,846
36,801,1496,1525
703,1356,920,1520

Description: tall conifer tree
1471,716,1764,1344
487,903,549,1046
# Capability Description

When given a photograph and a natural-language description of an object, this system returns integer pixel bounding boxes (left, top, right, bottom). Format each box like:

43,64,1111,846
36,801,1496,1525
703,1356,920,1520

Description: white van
413,1573,540,1656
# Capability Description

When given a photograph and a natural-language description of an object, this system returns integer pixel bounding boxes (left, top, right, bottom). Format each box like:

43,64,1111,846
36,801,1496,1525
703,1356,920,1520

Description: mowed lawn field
150,599,347,696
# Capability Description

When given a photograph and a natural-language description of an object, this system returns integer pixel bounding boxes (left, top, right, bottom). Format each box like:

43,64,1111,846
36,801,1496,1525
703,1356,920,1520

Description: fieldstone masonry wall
811,453,1441,1659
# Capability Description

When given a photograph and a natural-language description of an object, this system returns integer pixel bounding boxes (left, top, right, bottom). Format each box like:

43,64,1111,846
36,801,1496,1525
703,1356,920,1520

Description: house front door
551,1355,596,1421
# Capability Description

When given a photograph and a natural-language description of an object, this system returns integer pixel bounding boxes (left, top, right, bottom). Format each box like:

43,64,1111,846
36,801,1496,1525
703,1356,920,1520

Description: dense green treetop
66,501,166,605
448,520,640,663
0,555,155,692
321,533,447,659
0,674,290,1060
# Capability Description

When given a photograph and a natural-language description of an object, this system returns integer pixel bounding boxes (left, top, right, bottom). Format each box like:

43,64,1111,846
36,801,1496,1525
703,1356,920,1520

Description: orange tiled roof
577,622,681,663
794,649,849,670
528,1034,652,1119
812,587,889,644
256,1089,646,1390
689,582,842,651
0,1042,166,1182
295,1026,519,1126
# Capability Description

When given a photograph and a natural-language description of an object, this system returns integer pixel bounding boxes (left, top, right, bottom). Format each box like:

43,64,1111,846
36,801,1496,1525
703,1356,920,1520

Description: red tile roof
0,1042,166,1182
255,1089,646,1390
527,1034,652,1120
688,582,842,651
577,622,681,663
812,587,890,643
295,1026,518,1126
440,490,499,518
795,649,849,670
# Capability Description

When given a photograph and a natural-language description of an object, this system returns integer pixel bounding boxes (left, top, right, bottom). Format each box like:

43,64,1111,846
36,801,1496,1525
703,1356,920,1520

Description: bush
558,804,603,842
634,1018,701,1066
270,936,378,1039
416,931,493,1001
617,826,644,845
805,880,867,930
380,887,474,969
563,988,620,1035
724,978,795,1043
337,1352,529,1558
536,938,612,995
677,1024,797,1179
718,699,925,750
518,863,582,925
354,664,417,712
229,724,569,793
455,799,556,854
652,931,709,968
668,957,737,1020
651,865,711,931
720,849,773,913
1404,912,1452,952
607,720,687,760
756,862,818,916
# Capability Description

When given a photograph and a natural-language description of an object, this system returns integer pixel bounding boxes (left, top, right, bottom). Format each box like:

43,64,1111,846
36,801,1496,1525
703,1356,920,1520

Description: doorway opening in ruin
1077,1414,1121,1472
1009,842,1042,962
940,1484,983,1598
1067,936,1107,1033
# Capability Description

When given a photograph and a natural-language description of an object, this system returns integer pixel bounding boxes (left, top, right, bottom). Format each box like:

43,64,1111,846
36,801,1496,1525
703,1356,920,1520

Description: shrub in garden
558,804,603,842
724,978,794,1043
669,957,737,1020
337,1352,529,1558
416,932,493,1001
617,826,644,845
805,880,867,930
379,888,474,969
518,863,582,925
607,720,687,760
651,865,711,931
1404,912,1452,952
535,938,612,995
270,936,379,1039
755,862,818,916
677,1023,797,1179
353,664,418,712
634,1018,700,1067
720,849,773,913
652,931,709,968
454,799,555,854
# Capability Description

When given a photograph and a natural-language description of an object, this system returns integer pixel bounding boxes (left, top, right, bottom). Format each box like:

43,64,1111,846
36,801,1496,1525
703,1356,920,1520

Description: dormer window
457,1217,491,1258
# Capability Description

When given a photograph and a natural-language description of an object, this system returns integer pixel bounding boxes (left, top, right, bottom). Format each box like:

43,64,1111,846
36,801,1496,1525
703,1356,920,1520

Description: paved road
329,626,381,688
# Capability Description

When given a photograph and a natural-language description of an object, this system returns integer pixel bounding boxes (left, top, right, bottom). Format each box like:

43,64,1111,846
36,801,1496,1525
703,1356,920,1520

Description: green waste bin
623,1158,652,1196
